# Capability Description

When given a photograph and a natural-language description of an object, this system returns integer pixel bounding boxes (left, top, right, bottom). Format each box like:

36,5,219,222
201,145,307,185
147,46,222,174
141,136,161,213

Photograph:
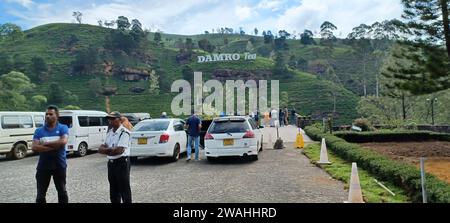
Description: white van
58,110,108,157
0,112,45,160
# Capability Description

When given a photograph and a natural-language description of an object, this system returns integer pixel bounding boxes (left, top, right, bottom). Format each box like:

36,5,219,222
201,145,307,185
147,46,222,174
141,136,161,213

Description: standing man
290,107,297,126
98,112,132,203
32,105,69,203
185,111,202,162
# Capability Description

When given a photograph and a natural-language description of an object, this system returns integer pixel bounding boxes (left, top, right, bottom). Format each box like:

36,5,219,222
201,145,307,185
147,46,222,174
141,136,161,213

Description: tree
47,82,64,105
97,20,103,27
154,32,162,44
0,23,24,41
116,16,131,31
30,56,49,82
31,95,47,111
104,20,116,28
263,31,274,44
0,53,13,75
278,30,291,39
300,30,316,45
320,21,337,47
71,47,98,74
348,24,374,97
72,11,82,24
182,65,194,83
0,71,35,110
254,27,258,36
274,37,288,50
382,0,450,95
239,27,245,36
131,19,143,33
198,39,215,53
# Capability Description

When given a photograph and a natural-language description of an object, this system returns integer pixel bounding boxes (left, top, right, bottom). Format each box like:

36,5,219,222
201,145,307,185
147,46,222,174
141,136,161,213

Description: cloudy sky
0,0,403,37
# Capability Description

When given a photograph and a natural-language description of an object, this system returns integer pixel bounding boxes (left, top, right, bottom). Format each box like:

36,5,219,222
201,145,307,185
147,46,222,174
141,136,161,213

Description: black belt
108,156,128,163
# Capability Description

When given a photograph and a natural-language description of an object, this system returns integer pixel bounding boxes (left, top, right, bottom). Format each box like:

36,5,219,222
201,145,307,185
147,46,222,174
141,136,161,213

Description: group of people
250,107,296,128
31,106,203,203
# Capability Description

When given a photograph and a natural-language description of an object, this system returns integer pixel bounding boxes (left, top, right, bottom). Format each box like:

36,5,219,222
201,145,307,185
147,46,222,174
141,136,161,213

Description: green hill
0,23,370,124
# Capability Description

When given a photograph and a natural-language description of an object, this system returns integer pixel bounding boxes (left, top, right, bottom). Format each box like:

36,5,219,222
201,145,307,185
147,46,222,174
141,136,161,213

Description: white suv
204,116,263,162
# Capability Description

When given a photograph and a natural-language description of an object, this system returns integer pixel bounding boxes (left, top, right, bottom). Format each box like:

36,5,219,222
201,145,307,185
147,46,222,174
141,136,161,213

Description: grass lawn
303,143,410,203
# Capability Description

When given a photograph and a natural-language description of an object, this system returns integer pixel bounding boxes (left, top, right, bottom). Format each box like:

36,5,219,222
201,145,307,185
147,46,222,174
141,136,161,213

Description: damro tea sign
197,52,256,63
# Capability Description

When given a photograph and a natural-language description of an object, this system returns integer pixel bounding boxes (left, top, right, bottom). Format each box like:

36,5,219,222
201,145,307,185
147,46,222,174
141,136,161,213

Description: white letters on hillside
197,53,256,63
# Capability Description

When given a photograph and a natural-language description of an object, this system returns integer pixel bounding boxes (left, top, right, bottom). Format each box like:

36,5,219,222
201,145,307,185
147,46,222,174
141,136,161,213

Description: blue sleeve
60,125,69,137
33,128,41,141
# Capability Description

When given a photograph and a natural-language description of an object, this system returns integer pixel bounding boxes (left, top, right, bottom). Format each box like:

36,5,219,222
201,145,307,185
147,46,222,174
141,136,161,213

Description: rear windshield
133,121,170,132
59,116,73,128
209,120,249,134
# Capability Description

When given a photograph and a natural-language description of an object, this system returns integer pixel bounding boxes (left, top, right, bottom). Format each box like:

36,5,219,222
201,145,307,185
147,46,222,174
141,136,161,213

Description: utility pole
427,98,438,126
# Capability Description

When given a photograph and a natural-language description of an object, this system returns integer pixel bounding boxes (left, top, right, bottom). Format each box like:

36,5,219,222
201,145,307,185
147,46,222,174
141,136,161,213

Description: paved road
0,127,346,203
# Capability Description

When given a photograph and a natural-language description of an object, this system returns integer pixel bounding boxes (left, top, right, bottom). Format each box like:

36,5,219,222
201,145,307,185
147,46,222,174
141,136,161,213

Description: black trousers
36,168,68,203
108,157,132,203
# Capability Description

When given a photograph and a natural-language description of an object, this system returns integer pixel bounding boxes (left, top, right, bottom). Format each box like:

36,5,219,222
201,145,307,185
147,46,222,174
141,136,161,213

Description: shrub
353,118,373,132
305,126,450,203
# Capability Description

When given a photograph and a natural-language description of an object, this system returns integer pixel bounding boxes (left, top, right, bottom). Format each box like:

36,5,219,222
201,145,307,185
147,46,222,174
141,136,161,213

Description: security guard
98,111,132,203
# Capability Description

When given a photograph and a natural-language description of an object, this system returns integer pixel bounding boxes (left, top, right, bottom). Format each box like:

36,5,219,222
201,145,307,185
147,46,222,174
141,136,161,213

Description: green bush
305,126,450,203
353,118,373,131
333,131,450,143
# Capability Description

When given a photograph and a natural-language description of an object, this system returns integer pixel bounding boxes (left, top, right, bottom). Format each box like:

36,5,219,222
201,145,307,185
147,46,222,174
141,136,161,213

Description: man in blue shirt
32,105,69,203
185,111,202,161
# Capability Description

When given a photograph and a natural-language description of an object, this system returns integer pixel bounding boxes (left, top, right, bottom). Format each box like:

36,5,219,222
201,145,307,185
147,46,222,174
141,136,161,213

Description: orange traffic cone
318,138,331,164
346,162,364,203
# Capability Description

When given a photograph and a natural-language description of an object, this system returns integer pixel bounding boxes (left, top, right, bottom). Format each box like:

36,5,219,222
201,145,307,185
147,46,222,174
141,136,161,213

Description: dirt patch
360,141,450,184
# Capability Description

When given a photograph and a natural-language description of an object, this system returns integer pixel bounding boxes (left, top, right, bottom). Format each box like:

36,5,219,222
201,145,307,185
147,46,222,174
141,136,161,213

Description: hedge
305,126,450,203
333,131,450,143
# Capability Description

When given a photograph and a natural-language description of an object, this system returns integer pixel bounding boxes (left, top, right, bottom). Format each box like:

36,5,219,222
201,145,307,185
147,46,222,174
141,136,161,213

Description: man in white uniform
98,111,132,203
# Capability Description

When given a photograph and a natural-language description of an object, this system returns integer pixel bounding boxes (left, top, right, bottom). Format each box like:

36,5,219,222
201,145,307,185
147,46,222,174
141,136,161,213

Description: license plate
138,138,147,145
223,139,234,146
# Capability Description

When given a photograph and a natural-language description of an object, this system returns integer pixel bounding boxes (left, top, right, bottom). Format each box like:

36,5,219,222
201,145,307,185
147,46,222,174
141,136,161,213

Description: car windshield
209,120,249,134
133,121,170,132
59,116,73,128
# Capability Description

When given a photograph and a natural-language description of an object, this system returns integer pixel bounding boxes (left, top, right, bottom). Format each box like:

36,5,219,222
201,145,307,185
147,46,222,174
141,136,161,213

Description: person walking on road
98,112,132,203
32,105,69,203
185,111,202,162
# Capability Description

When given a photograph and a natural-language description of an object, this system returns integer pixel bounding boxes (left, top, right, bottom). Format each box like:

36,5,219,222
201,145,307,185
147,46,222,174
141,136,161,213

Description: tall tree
72,11,82,24
320,21,337,48
300,30,316,45
0,71,35,110
348,24,374,97
116,16,131,31
384,0,450,94
0,23,24,41
254,27,258,36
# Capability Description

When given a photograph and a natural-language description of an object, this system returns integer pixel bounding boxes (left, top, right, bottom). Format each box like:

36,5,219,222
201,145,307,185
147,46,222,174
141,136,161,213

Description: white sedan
130,119,187,162
204,116,263,162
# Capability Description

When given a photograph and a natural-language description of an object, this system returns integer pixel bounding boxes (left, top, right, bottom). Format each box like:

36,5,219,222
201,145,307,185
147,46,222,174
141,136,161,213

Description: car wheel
171,144,180,162
207,157,217,163
76,142,88,157
10,143,27,160
250,155,259,161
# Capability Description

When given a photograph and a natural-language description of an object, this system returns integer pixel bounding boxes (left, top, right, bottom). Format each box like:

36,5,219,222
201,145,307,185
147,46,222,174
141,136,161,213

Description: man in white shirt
271,108,279,127
98,111,132,203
